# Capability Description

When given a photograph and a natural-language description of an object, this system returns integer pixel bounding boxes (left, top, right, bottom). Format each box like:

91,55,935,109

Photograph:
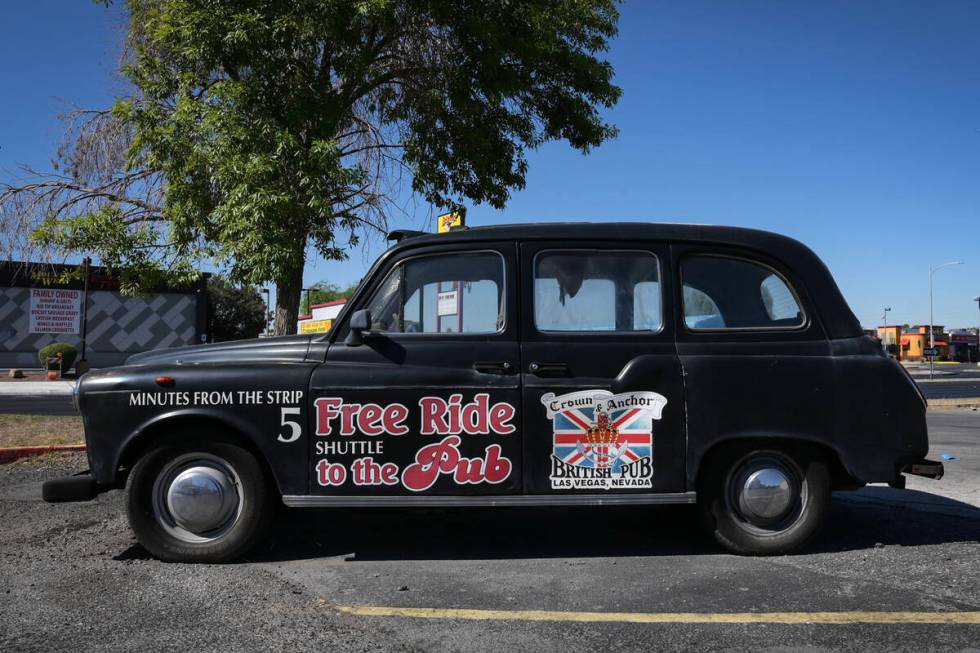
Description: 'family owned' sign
29,289,82,334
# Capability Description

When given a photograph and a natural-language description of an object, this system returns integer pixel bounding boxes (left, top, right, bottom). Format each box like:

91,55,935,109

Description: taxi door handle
473,361,514,374
528,362,571,377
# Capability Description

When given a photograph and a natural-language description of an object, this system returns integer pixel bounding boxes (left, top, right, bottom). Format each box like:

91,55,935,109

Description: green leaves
29,204,201,294
207,275,267,342
95,0,621,330
302,280,359,314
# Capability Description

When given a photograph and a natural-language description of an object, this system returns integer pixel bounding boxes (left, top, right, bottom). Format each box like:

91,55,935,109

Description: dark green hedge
38,342,78,370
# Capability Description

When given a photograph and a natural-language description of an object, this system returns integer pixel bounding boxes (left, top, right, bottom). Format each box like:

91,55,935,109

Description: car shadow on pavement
810,487,980,553
109,487,979,563
209,487,980,564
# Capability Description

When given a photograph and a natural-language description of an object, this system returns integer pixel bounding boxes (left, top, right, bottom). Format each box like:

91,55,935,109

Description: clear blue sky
2,0,978,328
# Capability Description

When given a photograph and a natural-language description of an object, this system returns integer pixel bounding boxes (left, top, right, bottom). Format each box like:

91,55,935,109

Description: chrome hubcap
152,454,243,543
166,466,239,534
739,467,793,520
727,452,805,533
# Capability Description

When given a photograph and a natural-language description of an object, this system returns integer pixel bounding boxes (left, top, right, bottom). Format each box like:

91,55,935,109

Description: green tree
6,0,621,334
303,280,359,314
208,276,267,342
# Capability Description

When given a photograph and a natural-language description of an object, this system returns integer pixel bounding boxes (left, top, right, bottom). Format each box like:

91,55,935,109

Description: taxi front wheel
127,438,274,563
699,447,830,555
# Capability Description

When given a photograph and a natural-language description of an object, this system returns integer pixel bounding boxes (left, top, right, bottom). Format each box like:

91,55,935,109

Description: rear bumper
903,458,944,480
42,471,111,503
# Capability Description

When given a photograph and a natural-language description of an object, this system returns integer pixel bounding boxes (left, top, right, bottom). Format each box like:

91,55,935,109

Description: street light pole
928,261,963,380
881,307,891,354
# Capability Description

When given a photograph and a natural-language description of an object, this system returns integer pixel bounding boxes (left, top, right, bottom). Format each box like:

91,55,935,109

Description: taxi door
519,241,686,494
309,242,522,496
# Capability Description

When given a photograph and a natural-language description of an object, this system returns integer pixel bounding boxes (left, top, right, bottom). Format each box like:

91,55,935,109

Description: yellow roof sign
437,210,465,233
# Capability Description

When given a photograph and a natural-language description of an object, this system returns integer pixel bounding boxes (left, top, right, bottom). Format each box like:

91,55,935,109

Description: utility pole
929,261,963,380
78,256,91,371
881,307,891,353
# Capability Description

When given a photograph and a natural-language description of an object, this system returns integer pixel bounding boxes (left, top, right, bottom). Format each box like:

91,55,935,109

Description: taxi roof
379,221,862,339
390,221,802,249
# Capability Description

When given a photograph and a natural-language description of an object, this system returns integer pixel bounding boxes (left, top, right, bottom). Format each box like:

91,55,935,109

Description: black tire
699,445,830,555
127,437,274,563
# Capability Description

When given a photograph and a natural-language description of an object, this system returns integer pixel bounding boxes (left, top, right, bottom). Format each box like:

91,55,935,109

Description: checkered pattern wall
0,287,201,368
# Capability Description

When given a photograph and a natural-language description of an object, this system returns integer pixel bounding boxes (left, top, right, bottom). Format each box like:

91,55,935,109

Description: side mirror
345,309,372,346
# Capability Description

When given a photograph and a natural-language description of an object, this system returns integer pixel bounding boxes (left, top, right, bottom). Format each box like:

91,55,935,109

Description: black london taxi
43,223,943,562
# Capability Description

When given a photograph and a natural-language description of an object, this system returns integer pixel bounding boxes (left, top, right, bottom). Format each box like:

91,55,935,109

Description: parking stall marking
336,606,980,625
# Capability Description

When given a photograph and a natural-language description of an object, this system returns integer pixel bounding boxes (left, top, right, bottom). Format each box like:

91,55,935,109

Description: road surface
1,410,978,652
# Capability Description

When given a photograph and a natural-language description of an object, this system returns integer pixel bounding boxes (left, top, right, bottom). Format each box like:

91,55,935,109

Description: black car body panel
58,222,930,506
77,361,318,494
125,333,314,365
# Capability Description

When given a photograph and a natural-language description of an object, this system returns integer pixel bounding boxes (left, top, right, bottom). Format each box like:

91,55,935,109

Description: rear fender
692,433,859,491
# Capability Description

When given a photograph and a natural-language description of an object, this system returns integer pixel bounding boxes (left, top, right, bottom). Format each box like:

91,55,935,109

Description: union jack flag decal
542,390,668,489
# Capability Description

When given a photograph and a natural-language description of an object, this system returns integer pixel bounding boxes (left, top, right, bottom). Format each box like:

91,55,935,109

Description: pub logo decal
542,390,667,490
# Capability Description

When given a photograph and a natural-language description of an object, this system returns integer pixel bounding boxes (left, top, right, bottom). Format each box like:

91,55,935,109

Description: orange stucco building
877,325,948,361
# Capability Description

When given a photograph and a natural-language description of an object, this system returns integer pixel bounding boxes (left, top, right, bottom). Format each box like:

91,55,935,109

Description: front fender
110,409,286,490
78,361,318,495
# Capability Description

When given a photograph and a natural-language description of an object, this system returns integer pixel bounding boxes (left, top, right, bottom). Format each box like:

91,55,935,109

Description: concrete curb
928,398,980,410
0,444,86,464
0,381,75,396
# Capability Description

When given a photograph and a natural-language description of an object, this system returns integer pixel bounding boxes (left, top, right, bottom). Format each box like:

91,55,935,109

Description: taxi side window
682,255,804,330
533,251,662,333
365,252,504,334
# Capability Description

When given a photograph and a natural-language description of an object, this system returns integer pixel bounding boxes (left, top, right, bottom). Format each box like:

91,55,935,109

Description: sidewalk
0,381,74,396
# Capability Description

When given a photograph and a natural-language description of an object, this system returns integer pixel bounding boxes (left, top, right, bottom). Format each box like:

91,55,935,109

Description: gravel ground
0,454,408,653
2,411,979,652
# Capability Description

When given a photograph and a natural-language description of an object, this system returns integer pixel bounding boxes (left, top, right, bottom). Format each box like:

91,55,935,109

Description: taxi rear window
682,255,804,330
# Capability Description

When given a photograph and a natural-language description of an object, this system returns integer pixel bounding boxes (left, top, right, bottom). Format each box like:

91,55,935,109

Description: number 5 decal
278,406,302,443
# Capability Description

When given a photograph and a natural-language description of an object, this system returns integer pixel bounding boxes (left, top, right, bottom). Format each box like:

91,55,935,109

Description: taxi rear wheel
699,446,830,555
127,438,273,562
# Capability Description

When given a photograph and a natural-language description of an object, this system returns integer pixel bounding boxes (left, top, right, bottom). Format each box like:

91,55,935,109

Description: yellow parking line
337,605,980,624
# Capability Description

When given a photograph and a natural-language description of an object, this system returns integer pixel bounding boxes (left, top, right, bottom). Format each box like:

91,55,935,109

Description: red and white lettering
448,394,462,433
351,457,400,486
454,444,511,485
489,402,516,434
383,403,409,436
358,404,383,436
402,436,513,491
461,393,489,433
315,459,347,486
419,397,451,435
483,443,511,482
340,403,361,435
314,398,342,435
315,398,409,436
453,456,484,484
419,394,516,435
402,436,461,491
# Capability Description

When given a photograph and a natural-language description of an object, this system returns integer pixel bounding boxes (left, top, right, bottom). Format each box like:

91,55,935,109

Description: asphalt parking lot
1,410,978,652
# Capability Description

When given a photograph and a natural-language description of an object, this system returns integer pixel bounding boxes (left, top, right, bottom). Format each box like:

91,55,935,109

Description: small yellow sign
299,319,333,334
437,210,465,233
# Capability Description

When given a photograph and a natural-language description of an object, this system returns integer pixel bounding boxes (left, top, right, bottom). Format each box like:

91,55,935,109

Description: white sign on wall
437,290,458,316
29,289,82,334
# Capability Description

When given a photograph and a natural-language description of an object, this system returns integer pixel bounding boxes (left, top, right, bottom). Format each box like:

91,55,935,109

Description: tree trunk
273,257,305,336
